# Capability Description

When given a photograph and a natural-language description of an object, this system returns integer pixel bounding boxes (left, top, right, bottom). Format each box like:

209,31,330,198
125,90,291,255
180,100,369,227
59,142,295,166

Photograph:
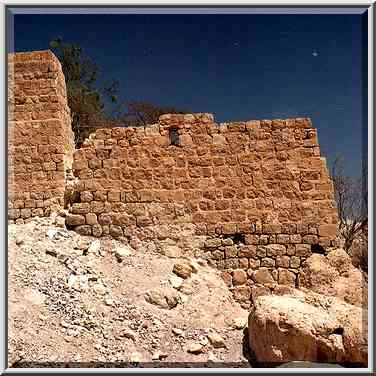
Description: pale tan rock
298,251,367,308
144,287,179,309
187,342,204,354
248,291,368,366
169,274,184,289
251,284,271,304
326,248,352,275
298,254,339,289
207,333,226,348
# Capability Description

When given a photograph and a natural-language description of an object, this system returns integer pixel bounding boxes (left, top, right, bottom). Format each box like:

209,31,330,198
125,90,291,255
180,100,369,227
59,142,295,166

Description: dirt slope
8,215,253,368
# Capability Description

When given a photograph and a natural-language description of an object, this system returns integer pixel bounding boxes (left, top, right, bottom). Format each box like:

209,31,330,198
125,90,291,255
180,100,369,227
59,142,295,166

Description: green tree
49,38,188,147
50,37,118,147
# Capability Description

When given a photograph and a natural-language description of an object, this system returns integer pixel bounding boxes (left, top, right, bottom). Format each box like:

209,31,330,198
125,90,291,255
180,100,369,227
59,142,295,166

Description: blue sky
11,11,368,178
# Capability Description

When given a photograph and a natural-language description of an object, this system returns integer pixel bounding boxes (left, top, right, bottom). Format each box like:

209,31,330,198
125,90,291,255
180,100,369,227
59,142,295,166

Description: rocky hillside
8,215,253,368
8,213,368,368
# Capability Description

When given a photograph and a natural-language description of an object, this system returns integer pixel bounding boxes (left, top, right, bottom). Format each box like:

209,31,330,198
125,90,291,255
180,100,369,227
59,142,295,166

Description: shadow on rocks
241,326,260,368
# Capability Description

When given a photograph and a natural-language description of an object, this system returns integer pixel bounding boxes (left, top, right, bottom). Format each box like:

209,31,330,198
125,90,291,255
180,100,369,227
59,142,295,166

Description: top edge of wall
8,50,59,63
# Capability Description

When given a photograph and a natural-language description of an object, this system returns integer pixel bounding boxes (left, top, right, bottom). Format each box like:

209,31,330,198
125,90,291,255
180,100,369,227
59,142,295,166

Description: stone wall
67,113,339,298
8,50,74,222
7,49,340,304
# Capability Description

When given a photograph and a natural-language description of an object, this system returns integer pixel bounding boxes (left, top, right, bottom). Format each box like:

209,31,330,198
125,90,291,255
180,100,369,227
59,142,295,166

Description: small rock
46,229,58,239
231,317,247,330
153,319,163,327
141,320,149,329
60,321,70,328
199,335,209,346
67,329,80,337
15,236,24,246
93,283,106,295
188,259,200,273
115,246,132,261
172,328,183,336
179,282,195,295
77,239,90,251
88,240,101,255
207,333,226,348
152,352,160,361
144,287,179,309
169,274,184,289
104,298,114,306
130,352,141,363
187,343,204,354
55,216,66,228
129,237,142,250
173,263,193,279
67,274,78,288
73,354,82,362
152,351,168,361
121,329,137,341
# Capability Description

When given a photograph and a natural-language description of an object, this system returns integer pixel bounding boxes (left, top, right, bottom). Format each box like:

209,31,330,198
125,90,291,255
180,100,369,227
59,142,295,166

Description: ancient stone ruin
8,50,74,219
8,50,339,305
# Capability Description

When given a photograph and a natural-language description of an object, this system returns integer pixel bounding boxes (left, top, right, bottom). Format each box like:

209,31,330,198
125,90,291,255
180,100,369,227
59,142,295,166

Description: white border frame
1,1,373,373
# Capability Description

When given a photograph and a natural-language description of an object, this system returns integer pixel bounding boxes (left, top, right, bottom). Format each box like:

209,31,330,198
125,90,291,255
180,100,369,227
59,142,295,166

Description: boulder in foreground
248,290,368,367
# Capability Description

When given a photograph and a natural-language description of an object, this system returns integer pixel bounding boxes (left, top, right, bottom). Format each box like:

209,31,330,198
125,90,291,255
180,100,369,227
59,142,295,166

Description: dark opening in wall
169,128,180,146
224,233,246,246
311,243,326,255
332,327,344,335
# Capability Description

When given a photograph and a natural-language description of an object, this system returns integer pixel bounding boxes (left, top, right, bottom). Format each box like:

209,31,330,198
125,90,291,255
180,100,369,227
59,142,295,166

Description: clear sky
10,11,368,178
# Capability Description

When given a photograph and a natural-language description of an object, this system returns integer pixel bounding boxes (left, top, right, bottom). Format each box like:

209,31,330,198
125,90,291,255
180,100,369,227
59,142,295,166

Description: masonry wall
7,49,340,301
8,50,74,222
67,113,339,293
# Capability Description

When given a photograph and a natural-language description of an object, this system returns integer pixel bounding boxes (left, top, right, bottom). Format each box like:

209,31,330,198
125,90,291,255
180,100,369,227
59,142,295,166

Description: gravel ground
8,215,256,368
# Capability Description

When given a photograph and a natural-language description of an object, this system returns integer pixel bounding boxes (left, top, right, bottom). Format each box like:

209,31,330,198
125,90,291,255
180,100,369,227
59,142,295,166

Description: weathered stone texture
66,112,339,300
7,50,340,303
8,51,74,220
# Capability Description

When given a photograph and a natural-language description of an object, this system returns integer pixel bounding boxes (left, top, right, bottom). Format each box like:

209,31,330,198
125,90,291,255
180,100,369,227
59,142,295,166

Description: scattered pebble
199,335,209,346
187,342,204,354
15,236,24,246
46,229,58,239
114,246,132,261
93,283,106,295
130,352,141,363
207,333,226,348
152,351,168,361
88,240,101,255
231,317,247,330
67,274,78,288
172,328,183,336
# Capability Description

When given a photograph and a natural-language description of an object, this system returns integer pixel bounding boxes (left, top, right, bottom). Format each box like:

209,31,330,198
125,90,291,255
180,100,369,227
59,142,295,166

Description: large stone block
318,224,338,238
